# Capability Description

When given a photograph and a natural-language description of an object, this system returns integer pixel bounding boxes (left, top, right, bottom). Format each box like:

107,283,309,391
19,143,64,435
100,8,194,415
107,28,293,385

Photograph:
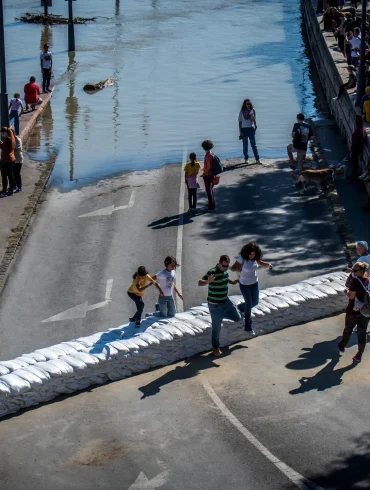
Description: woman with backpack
338,261,370,363
238,99,261,164
230,242,272,335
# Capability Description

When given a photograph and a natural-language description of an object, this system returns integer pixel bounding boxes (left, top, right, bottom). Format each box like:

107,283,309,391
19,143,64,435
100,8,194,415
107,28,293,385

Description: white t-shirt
350,36,361,57
155,268,176,296
238,109,256,129
358,254,370,265
236,256,258,285
9,98,22,111
40,51,52,70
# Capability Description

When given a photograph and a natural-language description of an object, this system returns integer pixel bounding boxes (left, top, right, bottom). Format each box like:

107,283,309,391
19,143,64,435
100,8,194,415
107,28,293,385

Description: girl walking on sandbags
127,266,164,327
230,242,273,335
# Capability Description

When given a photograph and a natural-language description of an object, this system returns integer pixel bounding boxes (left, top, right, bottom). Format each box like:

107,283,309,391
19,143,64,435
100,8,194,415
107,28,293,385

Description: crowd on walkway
0,43,53,198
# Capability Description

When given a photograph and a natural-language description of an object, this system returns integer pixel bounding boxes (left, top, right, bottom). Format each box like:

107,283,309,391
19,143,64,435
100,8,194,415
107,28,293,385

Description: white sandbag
48,359,74,375
0,381,11,394
303,277,326,286
255,301,271,314
328,281,346,292
0,365,10,375
69,352,100,366
62,355,87,370
139,333,161,346
22,365,51,381
16,355,36,365
61,341,85,352
34,348,60,360
25,352,47,362
263,296,290,308
279,294,298,307
0,374,31,393
90,343,118,358
305,286,327,299
284,292,305,303
315,284,338,295
147,328,174,342
75,333,102,348
105,340,131,352
175,312,197,321
294,288,320,300
128,337,149,349
52,343,78,355
12,357,31,368
14,369,43,388
36,361,63,376
0,360,25,372
166,323,195,336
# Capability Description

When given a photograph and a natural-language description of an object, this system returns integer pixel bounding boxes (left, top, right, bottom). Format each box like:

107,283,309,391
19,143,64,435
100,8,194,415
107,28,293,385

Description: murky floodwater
4,0,319,187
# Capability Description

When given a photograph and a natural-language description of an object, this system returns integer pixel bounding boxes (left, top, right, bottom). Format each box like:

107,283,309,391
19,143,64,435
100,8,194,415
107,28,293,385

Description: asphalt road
0,315,368,490
0,159,345,360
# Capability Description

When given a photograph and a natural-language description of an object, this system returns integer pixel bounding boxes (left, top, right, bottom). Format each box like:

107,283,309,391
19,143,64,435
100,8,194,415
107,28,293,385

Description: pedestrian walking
338,262,370,363
348,115,367,181
11,130,23,193
0,127,16,197
238,99,260,164
152,256,183,317
198,255,241,356
127,266,164,327
184,152,200,212
8,94,24,136
24,76,42,112
40,44,53,93
201,140,216,211
287,113,313,174
230,242,273,335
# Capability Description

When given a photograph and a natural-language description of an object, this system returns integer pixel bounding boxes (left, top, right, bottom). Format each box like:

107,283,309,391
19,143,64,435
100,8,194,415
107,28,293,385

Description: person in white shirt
11,130,23,192
355,241,370,264
238,99,260,164
348,27,361,67
8,93,24,136
152,256,183,317
40,43,53,93
230,242,272,335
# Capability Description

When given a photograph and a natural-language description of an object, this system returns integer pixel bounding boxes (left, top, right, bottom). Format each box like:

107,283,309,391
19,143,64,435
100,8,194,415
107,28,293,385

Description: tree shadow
311,433,370,490
138,344,247,399
198,163,344,276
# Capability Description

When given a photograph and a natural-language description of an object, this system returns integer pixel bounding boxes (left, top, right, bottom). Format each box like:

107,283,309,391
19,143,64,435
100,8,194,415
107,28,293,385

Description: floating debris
16,12,97,25
83,78,116,94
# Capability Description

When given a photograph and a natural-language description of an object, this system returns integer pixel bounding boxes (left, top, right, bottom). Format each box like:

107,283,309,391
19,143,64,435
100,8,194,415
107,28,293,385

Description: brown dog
291,168,334,192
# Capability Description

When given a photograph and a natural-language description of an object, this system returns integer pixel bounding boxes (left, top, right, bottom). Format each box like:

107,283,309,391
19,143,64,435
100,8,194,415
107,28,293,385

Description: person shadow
148,209,208,230
138,344,247,399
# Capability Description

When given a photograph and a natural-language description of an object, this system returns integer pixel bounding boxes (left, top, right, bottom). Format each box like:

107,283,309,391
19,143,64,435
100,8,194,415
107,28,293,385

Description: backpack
212,154,224,176
355,277,370,316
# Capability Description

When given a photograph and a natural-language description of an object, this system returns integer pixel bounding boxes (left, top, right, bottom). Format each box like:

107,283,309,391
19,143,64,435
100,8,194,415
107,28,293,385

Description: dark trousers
316,0,323,12
187,187,197,209
13,162,22,189
340,312,370,355
337,84,348,99
42,69,51,91
203,175,215,209
127,292,144,321
1,162,15,194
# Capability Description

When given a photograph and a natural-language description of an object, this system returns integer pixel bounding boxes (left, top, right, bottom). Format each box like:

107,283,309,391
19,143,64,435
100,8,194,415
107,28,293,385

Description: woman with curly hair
230,242,272,335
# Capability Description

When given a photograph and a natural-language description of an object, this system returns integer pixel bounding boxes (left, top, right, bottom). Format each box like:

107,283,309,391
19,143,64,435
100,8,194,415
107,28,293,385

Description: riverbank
0,92,55,291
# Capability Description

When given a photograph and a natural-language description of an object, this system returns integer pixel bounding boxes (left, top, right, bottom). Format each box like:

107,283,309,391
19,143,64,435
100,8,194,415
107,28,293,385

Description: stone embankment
302,0,370,199
0,271,347,418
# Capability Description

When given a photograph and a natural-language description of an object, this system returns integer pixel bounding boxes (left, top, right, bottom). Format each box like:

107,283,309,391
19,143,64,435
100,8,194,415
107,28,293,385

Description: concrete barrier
302,0,370,197
0,272,348,418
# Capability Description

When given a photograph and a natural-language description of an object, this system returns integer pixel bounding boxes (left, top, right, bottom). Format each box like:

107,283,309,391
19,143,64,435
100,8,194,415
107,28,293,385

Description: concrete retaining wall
0,272,347,418
302,0,370,190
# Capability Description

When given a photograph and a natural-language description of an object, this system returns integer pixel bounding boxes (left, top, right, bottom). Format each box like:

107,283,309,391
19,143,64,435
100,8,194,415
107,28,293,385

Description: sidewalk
0,92,54,290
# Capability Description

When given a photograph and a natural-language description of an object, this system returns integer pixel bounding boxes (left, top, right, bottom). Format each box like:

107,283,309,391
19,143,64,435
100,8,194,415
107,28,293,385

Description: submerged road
0,160,344,360
0,315,368,490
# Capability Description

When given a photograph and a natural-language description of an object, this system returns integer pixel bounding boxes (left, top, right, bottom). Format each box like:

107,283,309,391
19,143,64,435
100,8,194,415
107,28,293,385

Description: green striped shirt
203,266,229,303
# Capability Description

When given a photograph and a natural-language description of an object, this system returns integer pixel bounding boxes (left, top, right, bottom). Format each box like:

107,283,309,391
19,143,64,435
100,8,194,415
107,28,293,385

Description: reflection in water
65,53,78,181
151,0,159,9
115,0,120,17
40,24,53,51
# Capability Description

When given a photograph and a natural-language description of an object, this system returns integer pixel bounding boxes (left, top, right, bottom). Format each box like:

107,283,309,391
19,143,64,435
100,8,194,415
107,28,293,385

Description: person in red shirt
201,139,215,211
24,76,42,111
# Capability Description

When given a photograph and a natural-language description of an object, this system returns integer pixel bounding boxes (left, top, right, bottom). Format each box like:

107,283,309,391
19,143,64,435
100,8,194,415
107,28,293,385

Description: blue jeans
9,110,20,135
208,298,241,348
242,127,259,160
158,295,176,317
239,282,259,330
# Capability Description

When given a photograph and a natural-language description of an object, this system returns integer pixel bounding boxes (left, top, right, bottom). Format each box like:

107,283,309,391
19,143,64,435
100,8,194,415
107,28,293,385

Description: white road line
201,376,324,490
105,278,114,301
175,148,187,313
79,191,136,218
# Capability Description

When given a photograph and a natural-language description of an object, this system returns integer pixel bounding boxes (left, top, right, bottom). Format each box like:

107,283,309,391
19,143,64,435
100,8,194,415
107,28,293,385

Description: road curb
0,271,347,418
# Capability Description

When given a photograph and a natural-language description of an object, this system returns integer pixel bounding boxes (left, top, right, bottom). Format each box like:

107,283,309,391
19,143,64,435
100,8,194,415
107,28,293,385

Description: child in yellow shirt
184,152,201,212
127,266,163,327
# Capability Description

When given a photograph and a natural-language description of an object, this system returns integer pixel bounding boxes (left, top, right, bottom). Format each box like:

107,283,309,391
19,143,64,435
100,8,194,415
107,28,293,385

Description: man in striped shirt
198,255,241,356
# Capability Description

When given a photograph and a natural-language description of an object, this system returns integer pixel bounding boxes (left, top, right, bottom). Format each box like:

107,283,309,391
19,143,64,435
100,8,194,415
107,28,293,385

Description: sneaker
245,327,256,336
212,347,222,356
129,317,136,322
353,352,362,363
338,341,345,354
0,192,7,198
14,187,22,193
6,191,13,197
256,160,261,164
332,96,338,101
135,320,141,328
244,159,249,163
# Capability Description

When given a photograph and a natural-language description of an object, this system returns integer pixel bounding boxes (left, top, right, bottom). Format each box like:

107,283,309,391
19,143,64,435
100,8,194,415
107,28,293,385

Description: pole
355,0,367,106
68,0,75,52
44,2,48,16
0,0,9,128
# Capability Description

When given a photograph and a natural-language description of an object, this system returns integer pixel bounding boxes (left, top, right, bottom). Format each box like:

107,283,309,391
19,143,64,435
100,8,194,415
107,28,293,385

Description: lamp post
66,0,76,52
0,0,9,128
355,0,367,106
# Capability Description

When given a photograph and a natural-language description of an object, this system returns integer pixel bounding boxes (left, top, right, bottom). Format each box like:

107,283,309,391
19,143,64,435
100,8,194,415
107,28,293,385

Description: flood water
4,0,320,187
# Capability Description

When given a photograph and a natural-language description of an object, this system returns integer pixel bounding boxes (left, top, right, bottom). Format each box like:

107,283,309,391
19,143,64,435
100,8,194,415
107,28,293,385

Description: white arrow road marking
78,191,136,218
128,470,169,490
201,376,324,490
42,280,114,323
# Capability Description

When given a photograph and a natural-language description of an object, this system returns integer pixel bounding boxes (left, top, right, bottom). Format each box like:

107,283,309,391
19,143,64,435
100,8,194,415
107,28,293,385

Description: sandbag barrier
0,272,347,418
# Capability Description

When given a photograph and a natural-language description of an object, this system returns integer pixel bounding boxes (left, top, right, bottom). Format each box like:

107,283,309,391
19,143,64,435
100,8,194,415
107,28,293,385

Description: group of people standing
0,127,23,197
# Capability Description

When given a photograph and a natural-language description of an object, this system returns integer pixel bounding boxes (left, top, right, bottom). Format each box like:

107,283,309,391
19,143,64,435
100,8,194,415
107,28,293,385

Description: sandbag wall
0,272,347,418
